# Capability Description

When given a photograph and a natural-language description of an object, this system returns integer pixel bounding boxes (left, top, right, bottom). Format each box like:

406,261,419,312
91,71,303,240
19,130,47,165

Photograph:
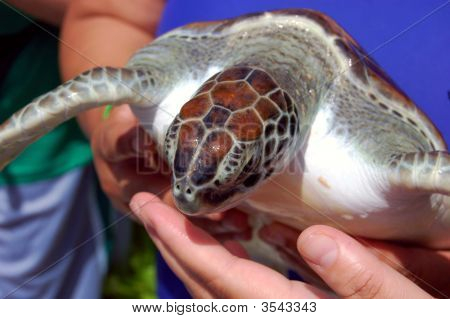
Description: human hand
260,223,450,298
129,192,326,298
90,105,170,212
129,192,448,298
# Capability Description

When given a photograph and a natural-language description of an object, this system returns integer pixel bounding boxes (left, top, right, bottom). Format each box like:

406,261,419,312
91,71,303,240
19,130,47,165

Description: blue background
156,0,450,298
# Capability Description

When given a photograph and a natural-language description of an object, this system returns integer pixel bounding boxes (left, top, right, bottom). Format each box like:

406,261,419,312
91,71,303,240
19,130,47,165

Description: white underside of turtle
1,10,449,277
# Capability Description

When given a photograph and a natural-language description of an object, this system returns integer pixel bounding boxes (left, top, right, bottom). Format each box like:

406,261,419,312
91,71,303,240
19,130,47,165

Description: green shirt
0,6,92,185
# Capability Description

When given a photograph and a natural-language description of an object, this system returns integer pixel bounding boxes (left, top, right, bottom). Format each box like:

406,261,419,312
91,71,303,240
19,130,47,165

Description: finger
94,155,169,213
148,220,251,297
297,225,432,299
149,232,214,298
259,223,327,289
130,193,327,299
360,239,450,297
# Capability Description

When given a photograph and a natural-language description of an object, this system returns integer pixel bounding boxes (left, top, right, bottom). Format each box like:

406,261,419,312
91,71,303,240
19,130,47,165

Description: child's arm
60,0,164,137
59,0,166,212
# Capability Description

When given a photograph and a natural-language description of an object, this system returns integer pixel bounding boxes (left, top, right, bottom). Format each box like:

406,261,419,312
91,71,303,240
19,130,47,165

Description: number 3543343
261,301,317,313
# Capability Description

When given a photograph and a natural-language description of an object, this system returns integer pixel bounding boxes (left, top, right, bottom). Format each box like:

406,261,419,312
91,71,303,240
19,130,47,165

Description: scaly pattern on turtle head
165,67,299,214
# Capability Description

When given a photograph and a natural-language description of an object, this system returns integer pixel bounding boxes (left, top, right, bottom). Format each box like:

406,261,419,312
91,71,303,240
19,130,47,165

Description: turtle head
164,67,300,215
168,123,264,215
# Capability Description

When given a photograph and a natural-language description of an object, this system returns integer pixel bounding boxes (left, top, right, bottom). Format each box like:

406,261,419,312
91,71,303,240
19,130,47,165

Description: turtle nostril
176,183,181,190
186,187,192,195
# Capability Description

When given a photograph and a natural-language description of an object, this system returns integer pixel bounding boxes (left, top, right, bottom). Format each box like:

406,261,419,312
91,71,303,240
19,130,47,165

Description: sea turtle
1,9,449,272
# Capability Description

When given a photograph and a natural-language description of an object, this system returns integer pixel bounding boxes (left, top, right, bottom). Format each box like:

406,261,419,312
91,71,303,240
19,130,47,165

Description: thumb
297,225,432,298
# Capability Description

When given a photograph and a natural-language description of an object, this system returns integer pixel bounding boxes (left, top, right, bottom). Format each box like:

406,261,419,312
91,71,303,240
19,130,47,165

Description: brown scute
246,69,279,95
174,121,205,177
226,109,263,141
178,121,205,149
255,97,280,120
183,21,222,30
212,81,258,111
204,131,233,161
196,81,215,94
203,106,231,128
180,93,212,119
217,67,253,82
269,90,287,111
191,131,233,185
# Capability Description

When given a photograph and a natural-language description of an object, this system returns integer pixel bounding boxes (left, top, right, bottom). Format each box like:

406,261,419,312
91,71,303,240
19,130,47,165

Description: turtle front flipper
0,67,154,170
388,151,450,247
389,151,450,197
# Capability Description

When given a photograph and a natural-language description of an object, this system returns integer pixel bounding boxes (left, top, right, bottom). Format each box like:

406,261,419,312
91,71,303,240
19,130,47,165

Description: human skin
130,192,450,298
60,0,166,212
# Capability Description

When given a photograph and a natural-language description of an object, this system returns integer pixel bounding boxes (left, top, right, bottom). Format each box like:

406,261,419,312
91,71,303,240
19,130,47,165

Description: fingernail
299,233,338,268
129,199,142,215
